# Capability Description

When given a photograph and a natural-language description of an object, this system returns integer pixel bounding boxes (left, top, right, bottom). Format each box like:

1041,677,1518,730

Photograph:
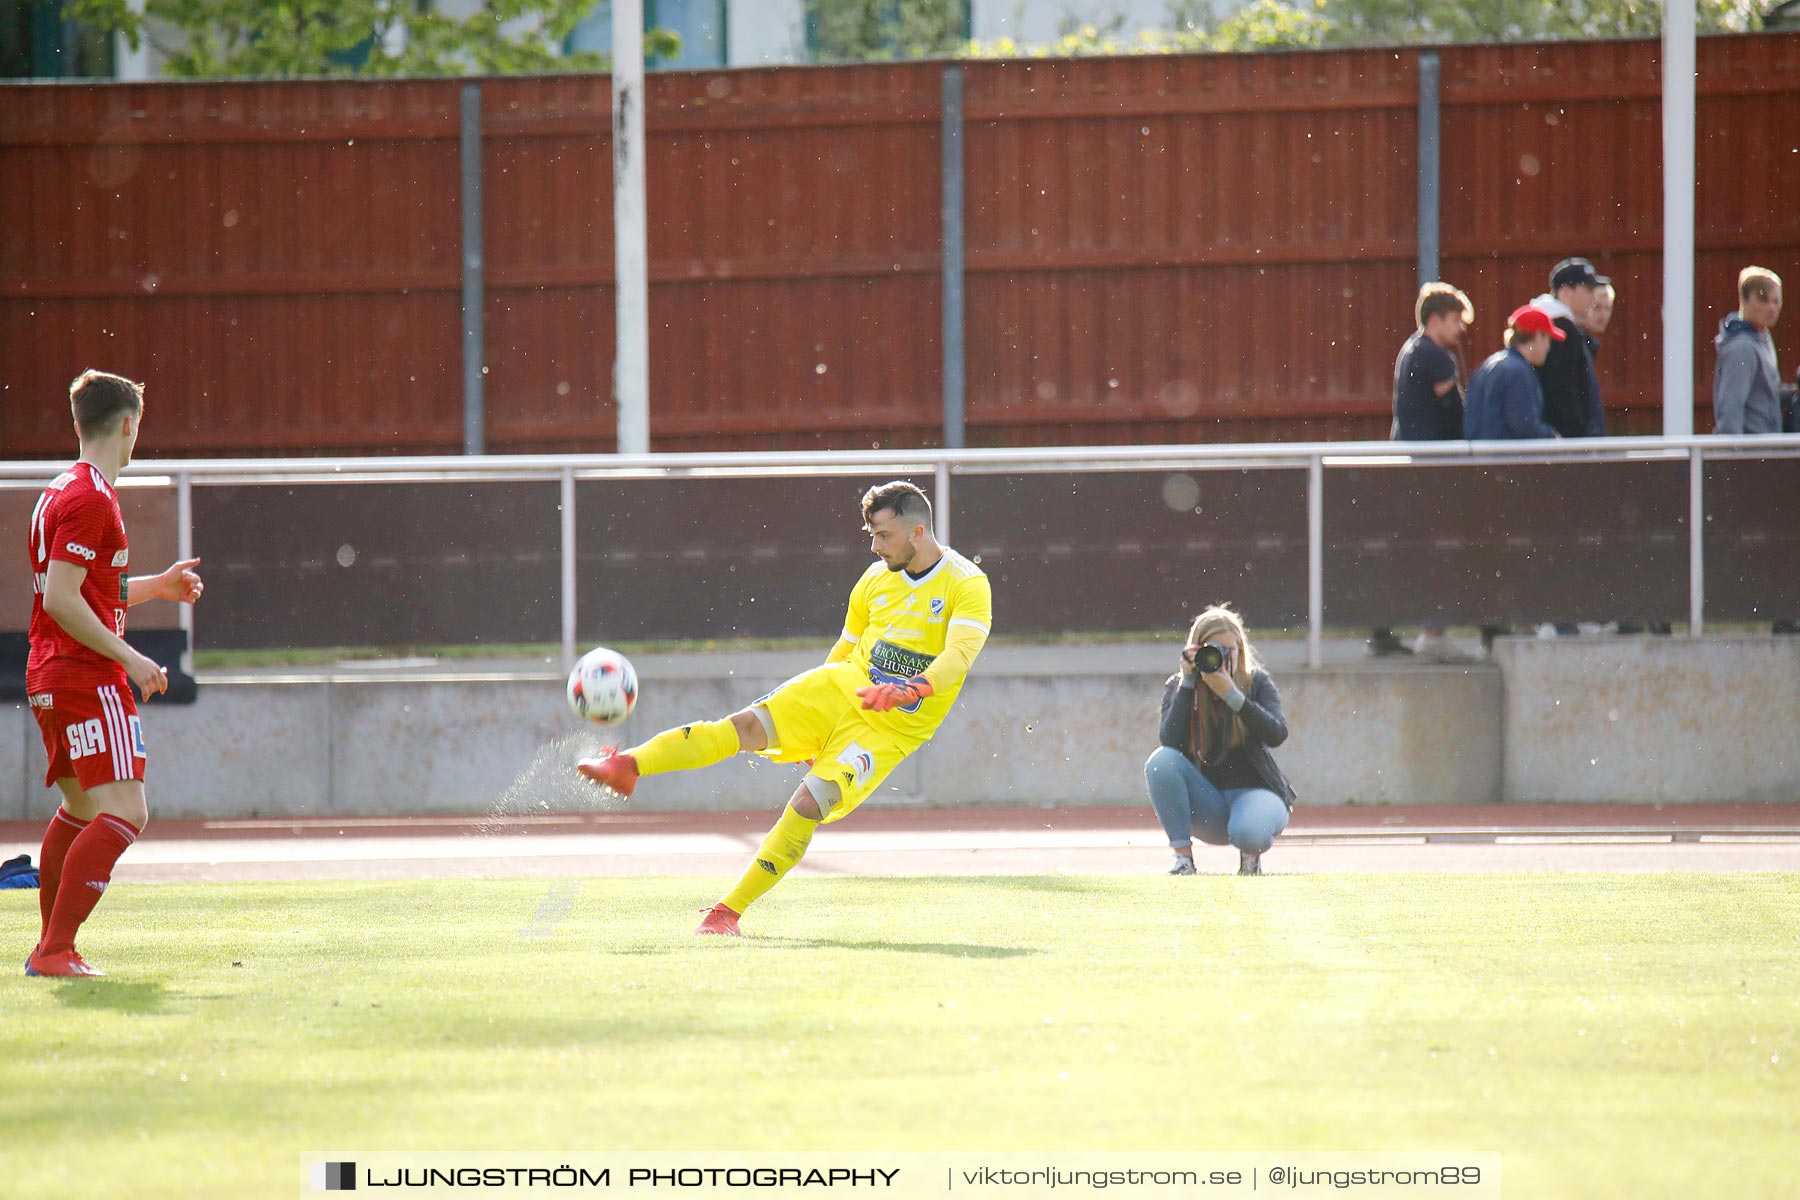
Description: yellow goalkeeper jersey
830,548,993,739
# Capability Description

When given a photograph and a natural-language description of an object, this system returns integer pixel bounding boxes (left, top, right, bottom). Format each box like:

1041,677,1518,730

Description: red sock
40,813,139,958
37,808,89,947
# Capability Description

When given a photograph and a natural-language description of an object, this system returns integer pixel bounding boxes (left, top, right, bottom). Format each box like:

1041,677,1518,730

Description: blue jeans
1144,746,1289,853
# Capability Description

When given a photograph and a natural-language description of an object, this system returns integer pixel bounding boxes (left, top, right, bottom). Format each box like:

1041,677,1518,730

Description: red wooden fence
2,35,1796,458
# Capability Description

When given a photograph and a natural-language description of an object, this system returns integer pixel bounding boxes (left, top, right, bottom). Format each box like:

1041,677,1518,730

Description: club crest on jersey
111,548,129,568
929,598,945,616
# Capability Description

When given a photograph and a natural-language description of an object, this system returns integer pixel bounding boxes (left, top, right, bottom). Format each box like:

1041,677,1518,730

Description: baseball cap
1550,257,1609,291
1508,304,1567,341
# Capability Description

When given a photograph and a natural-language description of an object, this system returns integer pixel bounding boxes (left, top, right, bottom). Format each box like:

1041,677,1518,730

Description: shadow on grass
52,978,170,1014
751,936,1038,958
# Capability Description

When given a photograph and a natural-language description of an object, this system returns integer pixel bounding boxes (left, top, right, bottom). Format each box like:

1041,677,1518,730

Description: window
569,0,728,70
803,0,970,63
0,0,116,78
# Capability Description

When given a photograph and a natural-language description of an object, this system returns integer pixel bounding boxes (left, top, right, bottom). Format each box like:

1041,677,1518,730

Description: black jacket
1536,313,1605,438
1158,669,1296,807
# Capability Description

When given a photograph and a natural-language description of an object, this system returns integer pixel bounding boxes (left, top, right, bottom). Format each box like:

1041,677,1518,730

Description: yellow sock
721,803,819,914
629,718,740,777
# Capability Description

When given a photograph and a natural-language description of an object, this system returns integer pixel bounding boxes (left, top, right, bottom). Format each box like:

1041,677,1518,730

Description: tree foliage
67,0,681,78
962,0,1765,60
805,0,968,62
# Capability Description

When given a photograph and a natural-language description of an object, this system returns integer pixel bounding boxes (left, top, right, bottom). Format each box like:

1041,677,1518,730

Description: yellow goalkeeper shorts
754,662,926,822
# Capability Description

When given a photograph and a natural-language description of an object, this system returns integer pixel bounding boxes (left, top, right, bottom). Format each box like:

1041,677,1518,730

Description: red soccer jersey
26,461,131,694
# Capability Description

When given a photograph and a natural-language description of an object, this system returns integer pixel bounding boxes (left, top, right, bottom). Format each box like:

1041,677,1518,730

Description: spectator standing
1713,266,1784,435
1576,280,1663,635
1464,306,1562,440
1713,266,1794,636
1391,281,1473,441
1371,282,1475,661
1464,307,1562,649
1580,280,1615,360
1530,258,1609,438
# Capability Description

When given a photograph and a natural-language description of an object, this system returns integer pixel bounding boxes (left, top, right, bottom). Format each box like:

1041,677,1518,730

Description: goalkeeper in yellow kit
576,480,993,935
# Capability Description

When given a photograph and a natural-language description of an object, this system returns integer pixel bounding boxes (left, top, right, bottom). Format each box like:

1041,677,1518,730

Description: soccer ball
567,646,638,725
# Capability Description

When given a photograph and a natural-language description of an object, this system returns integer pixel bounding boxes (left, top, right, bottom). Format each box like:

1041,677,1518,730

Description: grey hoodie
1713,314,1782,434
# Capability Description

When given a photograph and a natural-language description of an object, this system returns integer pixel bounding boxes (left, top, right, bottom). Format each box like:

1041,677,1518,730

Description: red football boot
576,747,639,798
25,948,105,978
694,903,741,936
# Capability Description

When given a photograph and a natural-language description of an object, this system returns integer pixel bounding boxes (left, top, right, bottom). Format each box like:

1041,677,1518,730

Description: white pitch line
1496,835,1674,845
125,827,1172,866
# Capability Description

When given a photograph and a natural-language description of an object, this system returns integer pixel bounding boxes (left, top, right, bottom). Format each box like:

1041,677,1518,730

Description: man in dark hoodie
1713,266,1784,434
1530,258,1609,438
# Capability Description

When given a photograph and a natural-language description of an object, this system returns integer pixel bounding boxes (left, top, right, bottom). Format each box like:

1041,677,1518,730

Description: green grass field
3,874,1797,1198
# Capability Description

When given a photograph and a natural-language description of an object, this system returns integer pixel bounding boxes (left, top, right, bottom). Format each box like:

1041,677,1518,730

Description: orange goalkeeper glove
856,677,934,712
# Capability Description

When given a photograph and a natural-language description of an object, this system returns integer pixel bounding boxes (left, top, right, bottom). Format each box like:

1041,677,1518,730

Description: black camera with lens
1192,642,1227,674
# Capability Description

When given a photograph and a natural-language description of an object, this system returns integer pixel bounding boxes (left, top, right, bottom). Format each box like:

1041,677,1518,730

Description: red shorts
28,682,147,791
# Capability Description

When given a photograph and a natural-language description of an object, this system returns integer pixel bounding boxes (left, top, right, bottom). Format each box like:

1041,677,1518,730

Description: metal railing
5,434,1798,671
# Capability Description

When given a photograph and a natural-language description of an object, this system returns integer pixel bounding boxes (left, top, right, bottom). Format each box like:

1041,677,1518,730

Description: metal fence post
1662,0,1697,438
1417,51,1440,286
561,466,577,674
613,4,651,455
176,470,193,673
1307,455,1323,669
941,64,966,450
1688,447,1704,635
460,83,486,456
934,459,952,547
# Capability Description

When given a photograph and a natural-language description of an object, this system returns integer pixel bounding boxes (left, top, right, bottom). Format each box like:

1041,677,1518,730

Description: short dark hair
861,480,933,530
1416,282,1473,329
69,369,144,440
1506,328,1547,350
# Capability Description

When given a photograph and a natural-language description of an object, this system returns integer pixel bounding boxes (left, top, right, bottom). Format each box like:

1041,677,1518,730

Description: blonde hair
1184,603,1260,750
1739,266,1782,303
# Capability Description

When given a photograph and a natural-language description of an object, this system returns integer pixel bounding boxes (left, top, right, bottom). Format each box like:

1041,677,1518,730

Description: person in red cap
1463,305,1565,440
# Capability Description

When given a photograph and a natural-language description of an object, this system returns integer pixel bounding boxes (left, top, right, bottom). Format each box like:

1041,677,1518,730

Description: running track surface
4,804,1799,883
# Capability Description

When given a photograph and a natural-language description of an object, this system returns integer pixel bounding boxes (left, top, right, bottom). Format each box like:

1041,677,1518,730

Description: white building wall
728,0,805,67
720,0,1229,67
970,0,1213,47
102,0,1239,79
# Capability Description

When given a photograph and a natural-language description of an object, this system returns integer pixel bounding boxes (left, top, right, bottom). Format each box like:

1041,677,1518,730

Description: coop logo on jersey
64,541,96,561
835,742,876,788
111,548,129,567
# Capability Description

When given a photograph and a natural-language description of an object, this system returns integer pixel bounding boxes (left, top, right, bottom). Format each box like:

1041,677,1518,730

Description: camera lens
1196,643,1225,673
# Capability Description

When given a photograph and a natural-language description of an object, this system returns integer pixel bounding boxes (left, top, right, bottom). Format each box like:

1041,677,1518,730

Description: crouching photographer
1145,604,1295,876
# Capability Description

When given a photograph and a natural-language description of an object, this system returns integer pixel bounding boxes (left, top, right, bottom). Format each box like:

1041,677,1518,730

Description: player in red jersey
24,370,203,978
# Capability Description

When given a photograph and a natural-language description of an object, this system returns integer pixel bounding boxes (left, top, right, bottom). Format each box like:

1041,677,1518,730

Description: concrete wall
3,701,28,821
4,640,1794,820
1495,637,1800,805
